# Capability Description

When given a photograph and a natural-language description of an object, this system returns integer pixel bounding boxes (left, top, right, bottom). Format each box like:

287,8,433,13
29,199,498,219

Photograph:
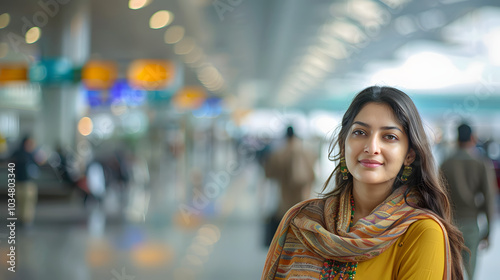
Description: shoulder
395,218,447,279
282,198,326,219
408,218,442,231
289,198,325,212
400,218,445,248
406,218,443,237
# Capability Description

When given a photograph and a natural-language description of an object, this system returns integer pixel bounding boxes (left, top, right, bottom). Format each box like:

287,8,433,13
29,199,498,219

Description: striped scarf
261,186,451,280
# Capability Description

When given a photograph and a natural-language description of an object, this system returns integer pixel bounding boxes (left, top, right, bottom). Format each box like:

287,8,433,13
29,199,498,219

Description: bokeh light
149,10,174,29
197,224,221,244
164,25,185,44
25,27,41,44
131,242,175,267
78,117,93,136
0,13,10,29
174,37,196,55
129,0,151,10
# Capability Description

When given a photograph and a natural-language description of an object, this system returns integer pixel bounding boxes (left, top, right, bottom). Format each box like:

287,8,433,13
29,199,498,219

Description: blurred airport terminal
1,0,500,279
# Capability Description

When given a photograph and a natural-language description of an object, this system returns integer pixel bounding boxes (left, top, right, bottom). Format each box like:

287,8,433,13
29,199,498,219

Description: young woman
261,86,466,280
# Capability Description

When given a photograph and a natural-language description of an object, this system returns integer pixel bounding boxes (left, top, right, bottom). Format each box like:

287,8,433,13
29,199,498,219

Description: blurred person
440,123,498,280
431,126,452,167
256,134,273,168
485,140,500,191
262,86,466,280
129,153,150,188
83,158,107,206
11,135,40,226
49,144,80,188
111,148,131,189
263,126,316,246
124,154,150,221
106,148,132,212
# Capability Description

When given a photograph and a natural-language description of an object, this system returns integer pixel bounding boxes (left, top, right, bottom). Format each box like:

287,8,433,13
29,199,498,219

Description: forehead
353,103,402,127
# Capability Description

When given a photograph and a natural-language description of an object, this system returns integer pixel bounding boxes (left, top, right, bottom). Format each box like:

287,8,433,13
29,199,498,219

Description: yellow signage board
128,60,175,90
0,64,28,84
82,60,117,90
172,86,206,109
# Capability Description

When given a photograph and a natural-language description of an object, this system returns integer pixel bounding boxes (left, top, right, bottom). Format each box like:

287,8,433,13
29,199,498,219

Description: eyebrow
352,121,403,133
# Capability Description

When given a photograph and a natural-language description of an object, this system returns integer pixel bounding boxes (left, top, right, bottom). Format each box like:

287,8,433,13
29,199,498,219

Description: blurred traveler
49,144,79,188
263,126,316,246
84,159,106,206
485,140,500,191
440,123,498,280
11,135,39,226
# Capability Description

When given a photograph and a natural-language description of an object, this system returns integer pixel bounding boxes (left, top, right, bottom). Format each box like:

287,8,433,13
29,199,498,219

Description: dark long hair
322,86,465,280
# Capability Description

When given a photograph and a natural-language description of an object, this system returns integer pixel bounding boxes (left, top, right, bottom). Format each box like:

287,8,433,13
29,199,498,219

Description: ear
404,148,416,166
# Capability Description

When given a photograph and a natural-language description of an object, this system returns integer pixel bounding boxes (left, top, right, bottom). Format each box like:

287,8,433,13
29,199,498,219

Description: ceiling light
198,65,218,83
346,0,389,26
378,0,410,10
25,27,41,44
164,25,185,44
393,15,417,35
78,117,93,136
183,47,204,64
304,51,333,71
129,0,151,10
302,64,326,79
418,9,446,30
149,10,174,29
316,38,350,59
0,13,10,29
174,37,196,55
327,21,367,45
295,73,316,86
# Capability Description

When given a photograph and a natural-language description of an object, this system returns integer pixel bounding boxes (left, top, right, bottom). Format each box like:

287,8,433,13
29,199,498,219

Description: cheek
389,147,408,166
344,141,359,169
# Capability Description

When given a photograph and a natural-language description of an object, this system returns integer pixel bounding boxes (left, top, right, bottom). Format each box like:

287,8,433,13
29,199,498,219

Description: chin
360,179,385,185
353,173,388,185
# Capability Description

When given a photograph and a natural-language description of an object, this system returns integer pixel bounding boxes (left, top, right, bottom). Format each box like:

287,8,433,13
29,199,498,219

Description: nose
364,135,381,155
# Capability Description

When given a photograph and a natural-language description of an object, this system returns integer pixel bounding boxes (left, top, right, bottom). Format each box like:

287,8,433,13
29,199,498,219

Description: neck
351,179,394,223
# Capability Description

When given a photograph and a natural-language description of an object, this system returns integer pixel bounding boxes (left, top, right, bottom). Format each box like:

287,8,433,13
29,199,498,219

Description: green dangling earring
340,157,349,180
401,165,412,182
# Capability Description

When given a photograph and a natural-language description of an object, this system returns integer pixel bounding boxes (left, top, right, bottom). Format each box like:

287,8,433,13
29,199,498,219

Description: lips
359,159,383,168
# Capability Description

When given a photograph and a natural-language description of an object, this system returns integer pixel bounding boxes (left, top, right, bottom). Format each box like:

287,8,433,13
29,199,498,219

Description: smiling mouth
359,160,383,168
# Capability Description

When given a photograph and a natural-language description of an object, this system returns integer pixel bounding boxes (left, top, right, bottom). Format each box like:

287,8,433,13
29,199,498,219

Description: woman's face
344,102,414,187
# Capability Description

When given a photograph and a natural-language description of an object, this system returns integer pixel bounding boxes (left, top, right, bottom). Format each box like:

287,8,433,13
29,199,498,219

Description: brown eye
385,134,398,140
353,130,366,136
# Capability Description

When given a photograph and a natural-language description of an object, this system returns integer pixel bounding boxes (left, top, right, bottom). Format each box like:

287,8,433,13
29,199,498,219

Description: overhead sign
127,60,175,90
172,86,206,109
29,58,74,83
82,60,117,90
0,64,28,84
86,79,147,107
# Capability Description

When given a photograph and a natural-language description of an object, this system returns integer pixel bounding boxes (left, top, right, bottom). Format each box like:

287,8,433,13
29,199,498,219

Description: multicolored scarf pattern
261,186,451,280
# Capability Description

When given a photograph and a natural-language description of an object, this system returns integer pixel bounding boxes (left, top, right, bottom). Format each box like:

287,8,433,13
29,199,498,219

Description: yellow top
349,218,445,280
